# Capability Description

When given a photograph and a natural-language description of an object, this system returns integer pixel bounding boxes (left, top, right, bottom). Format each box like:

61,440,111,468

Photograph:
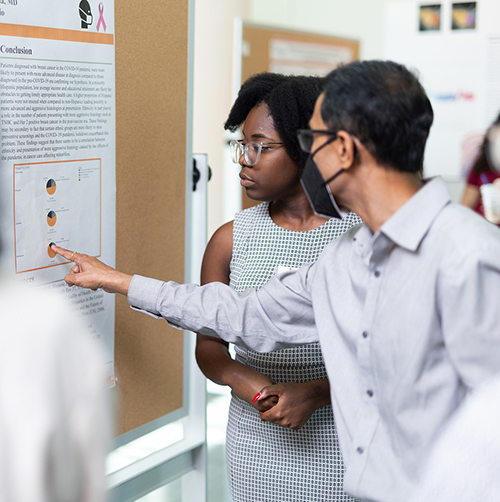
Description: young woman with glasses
195,73,362,502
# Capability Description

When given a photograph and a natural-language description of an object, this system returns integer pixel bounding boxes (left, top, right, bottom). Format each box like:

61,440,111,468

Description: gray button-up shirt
128,177,500,502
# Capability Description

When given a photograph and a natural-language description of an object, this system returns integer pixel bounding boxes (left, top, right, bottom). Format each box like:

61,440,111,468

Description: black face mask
301,155,345,219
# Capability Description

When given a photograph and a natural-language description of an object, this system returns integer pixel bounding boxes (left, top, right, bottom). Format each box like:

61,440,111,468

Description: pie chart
47,210,57,227
48,243,56,258
46,179,57,195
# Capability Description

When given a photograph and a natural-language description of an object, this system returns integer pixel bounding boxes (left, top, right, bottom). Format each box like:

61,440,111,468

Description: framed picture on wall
451,2,477,30
419,4,442,32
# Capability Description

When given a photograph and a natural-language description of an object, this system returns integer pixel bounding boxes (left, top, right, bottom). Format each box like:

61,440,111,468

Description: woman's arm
196,223,331,425
195,222,276,406
460,184,480,210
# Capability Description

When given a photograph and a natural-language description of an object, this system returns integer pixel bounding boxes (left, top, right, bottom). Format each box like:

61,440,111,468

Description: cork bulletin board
240,23,359,210
113,0,189,438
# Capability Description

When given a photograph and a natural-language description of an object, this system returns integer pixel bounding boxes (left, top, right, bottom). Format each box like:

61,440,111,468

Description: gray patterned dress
226,202,362,502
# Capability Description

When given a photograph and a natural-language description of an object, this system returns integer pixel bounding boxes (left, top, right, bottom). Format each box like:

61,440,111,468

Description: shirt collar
379,176,451,252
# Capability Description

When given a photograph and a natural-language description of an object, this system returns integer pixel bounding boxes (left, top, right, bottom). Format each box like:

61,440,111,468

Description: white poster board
0,0,116,382
269,39,354,76
384,0,500,179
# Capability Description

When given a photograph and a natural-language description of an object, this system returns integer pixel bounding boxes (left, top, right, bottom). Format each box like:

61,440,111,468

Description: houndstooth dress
226,202,362,502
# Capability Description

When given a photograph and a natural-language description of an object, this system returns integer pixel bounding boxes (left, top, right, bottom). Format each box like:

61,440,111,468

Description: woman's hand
50,244,132,295
256,379,331,430
227,365,277,411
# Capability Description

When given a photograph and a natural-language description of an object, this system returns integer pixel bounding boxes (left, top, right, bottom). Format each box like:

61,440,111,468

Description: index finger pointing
50,243,75,261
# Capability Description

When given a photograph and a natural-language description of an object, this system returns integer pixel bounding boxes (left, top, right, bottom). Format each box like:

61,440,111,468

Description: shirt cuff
127,274,164,317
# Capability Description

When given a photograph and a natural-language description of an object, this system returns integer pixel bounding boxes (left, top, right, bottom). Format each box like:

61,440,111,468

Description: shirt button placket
354,253,384,474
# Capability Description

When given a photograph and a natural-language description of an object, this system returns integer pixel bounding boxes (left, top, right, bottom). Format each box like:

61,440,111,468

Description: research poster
0,0,116,382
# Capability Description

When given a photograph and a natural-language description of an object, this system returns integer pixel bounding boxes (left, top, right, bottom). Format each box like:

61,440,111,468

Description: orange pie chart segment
47,210,57,227
46,179,57,196
47,243,56,258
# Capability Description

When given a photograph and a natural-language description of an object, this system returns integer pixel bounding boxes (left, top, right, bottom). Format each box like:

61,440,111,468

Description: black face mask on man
300,135,346,219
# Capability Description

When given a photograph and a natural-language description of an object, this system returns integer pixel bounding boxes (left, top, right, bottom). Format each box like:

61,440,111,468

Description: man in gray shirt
52,61,500,502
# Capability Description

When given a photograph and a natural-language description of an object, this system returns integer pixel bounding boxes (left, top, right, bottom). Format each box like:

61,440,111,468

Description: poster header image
0,0,114,36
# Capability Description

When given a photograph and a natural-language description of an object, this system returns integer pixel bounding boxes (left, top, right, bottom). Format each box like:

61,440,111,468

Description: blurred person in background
409,374,500,502
461,113,500,225
0,233,111,501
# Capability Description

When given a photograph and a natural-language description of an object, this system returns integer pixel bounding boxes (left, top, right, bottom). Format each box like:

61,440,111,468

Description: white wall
247,0,387,61
193,0,248,241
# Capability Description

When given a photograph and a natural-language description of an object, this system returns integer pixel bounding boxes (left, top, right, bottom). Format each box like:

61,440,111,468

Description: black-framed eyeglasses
297,129,338,154
229,139,284,166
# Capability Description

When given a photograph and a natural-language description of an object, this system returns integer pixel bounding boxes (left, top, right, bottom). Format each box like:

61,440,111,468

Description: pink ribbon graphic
96,3,107,32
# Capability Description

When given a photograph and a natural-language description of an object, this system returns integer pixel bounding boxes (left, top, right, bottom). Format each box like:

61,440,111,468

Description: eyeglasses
296,129,338,153
229,139,284,166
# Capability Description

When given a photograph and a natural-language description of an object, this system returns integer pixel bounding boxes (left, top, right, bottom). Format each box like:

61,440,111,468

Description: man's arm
50,245,132,294
51,244,319,353
127,267,318,353
440,245,500,388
